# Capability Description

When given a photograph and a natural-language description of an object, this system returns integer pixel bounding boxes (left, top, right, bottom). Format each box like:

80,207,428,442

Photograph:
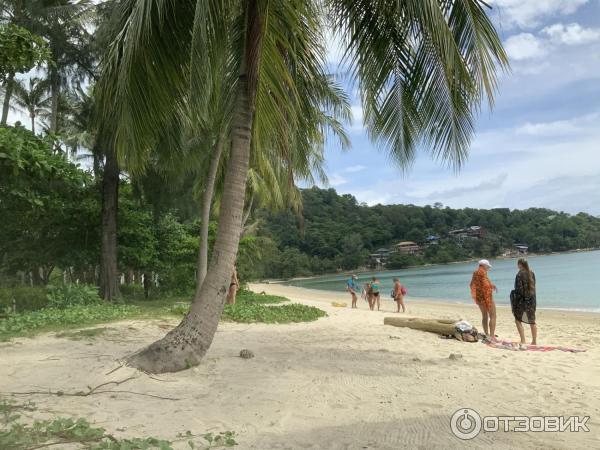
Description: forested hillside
250,187,600,279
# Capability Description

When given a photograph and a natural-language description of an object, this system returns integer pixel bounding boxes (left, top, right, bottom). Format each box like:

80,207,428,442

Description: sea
285,250,600,312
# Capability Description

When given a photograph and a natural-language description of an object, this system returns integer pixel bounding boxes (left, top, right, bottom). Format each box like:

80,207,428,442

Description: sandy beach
1,283,599,449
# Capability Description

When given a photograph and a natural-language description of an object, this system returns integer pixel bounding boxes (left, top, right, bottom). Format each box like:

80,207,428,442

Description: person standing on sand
346,274,359,308
470,259,497,340
371,276,381,311
362,282,373,310
393,278,406,313
511,258,537,348
226,264,239,305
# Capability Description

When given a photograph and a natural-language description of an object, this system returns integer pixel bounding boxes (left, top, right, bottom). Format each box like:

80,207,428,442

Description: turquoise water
285,250,600,312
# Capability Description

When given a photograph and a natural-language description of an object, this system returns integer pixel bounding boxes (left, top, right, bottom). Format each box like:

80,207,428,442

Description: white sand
1,283,599,449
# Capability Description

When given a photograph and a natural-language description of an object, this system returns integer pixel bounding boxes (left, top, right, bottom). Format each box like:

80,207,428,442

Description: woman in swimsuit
371,276,381,311
226,264,239,305
393,278,405,313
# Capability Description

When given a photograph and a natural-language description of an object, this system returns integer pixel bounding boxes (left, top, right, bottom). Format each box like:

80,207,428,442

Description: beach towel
485,339,585,353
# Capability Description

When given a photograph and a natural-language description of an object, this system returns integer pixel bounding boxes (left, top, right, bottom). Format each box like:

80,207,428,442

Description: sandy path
1,283,599,449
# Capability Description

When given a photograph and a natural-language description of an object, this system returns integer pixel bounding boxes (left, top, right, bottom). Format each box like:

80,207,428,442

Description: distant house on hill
369,247,391,268
425,235,440,245
392,241,422,255
514,244,528,255
449,226,486,242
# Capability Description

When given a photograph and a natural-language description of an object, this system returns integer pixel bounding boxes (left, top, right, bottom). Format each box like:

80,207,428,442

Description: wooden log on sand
384,317,459,335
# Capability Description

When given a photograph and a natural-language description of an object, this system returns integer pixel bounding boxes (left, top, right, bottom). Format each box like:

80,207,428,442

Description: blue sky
321,0,600,215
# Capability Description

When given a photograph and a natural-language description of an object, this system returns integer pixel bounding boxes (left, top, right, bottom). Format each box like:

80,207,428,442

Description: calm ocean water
285,250,600,312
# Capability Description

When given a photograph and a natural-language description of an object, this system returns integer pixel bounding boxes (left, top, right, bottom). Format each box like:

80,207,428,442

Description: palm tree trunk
127,0,263,373
195,134,226,295
1,74,15,126
49,70,60,133
30,114,35,134
99,146,121,301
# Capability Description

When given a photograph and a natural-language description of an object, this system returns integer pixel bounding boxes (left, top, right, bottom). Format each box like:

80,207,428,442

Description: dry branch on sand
2,376,180,401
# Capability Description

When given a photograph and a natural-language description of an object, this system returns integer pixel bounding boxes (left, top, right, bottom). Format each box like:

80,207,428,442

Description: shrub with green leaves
169,290,326,324
46,284,100,309
0,399,238,449
0,304,140,341
0,287,47,313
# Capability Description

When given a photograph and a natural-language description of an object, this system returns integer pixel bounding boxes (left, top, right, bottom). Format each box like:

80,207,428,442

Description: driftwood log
384,317,459,335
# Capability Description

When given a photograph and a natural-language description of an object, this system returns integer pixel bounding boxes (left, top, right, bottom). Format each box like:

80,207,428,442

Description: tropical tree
1,0,95,132
98,0,508,373
10,76,49,133
0,23,50,125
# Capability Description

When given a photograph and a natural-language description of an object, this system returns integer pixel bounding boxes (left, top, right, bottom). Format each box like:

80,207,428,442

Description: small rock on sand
240,349,255,359
449,353,463,360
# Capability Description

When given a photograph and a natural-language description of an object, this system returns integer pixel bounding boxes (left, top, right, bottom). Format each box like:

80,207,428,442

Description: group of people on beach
471,258,537,346
346,275,406,313
345,257,538,346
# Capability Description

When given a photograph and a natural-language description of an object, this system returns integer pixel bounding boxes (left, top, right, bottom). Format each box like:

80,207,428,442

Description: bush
0,287,47,313
236,289,288,305
46,284,100,309
222,303,326,324
119,283,146,301
168,290,326,324
0,304,140,341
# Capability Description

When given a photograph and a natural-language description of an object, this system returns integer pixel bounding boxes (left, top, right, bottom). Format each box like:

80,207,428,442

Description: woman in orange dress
470,259,497,340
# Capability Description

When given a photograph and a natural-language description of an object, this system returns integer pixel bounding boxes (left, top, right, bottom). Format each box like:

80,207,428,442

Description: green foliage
0,400,237,450
169,290,325,324
0,125,99,283
255,187,600,278
0,24,51,82
153,214,199,294
46,283,100,309
0,304,140,341
0,287,47,313
223,303,326,324
198,431,237,448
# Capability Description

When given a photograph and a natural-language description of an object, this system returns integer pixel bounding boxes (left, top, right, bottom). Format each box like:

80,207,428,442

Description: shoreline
271,247,600,283
250,283,600,319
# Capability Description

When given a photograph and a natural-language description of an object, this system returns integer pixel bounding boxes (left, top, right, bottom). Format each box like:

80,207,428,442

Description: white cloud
349,105,364,132
504,33,547,60
541,22,600,45
515,113,599,136
344,165,367,173
325,30,346,66
328,173,349,187
490,0,589,29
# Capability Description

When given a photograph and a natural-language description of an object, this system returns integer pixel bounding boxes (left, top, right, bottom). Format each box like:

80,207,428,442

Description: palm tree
98,0,508,373
1,1,95,133
11,76,49,133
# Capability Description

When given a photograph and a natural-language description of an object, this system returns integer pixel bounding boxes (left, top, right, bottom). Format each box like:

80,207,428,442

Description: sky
321,0,600,215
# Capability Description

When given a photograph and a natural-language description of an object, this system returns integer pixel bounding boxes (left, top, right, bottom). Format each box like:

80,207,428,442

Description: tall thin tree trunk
49,70,60,133
195,135,226,294
1,74,15,126
99,146,121,301
30,113,35,134
127,0,264,373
